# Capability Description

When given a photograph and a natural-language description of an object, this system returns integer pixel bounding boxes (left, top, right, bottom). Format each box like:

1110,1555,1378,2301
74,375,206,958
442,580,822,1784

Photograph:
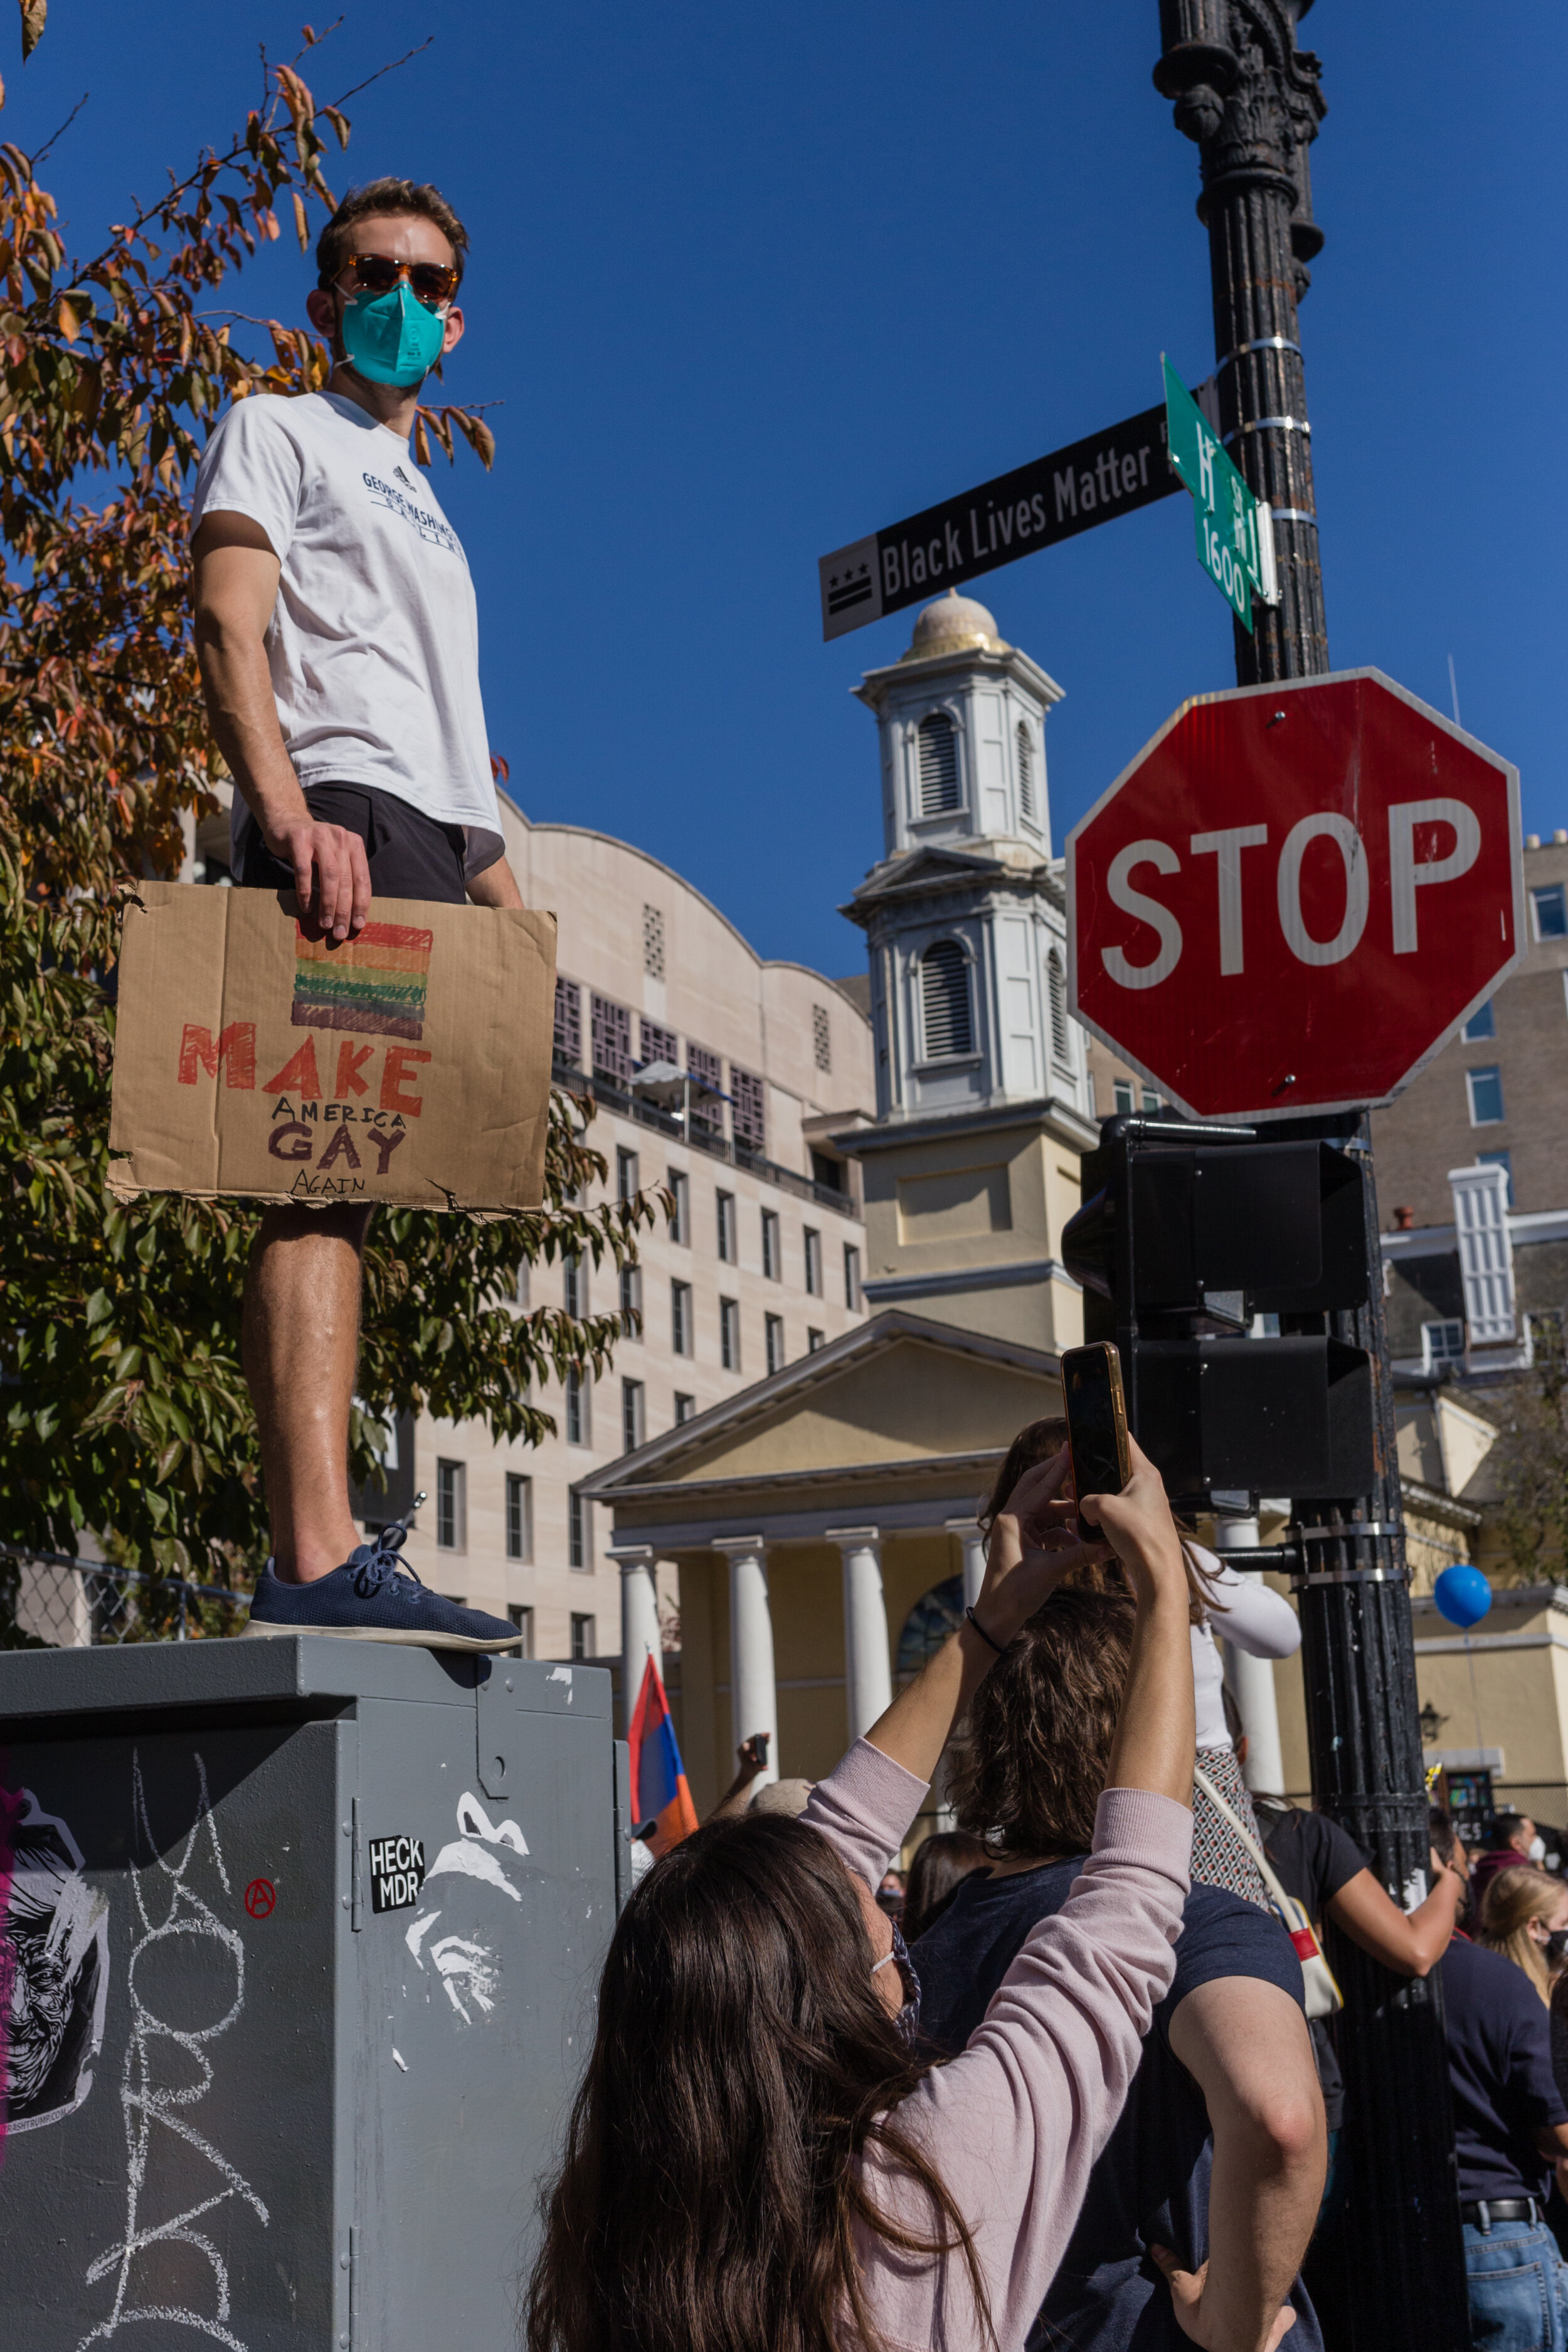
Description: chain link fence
0,1545,252,1648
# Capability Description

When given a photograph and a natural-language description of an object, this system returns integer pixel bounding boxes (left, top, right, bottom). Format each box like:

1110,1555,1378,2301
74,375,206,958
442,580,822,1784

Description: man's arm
467,853,525,909
706,1734,770,1823
1155,1977,1327,2352
191,511,370,940
1326,1861,1466,1978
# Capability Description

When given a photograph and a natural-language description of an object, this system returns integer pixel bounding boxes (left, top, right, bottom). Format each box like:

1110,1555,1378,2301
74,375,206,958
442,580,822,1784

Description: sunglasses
337,252,460,310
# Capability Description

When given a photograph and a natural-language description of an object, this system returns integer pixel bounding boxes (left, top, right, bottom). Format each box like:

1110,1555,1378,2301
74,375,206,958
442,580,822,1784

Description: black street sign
818,402,1179,641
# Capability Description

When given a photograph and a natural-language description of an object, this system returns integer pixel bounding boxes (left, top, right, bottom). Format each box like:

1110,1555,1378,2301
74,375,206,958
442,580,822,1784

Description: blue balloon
1434,1564,1492,1629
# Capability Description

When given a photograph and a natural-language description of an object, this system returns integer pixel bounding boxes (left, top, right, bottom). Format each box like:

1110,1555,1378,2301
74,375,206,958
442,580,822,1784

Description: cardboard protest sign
107,882,556,1212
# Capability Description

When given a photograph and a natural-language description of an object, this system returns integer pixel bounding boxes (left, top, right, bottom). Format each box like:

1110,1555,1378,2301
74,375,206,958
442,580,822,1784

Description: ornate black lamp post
1153,8,1472,2347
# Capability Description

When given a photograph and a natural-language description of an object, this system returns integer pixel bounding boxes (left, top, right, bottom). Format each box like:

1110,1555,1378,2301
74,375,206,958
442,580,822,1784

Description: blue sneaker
243,1507,522,1653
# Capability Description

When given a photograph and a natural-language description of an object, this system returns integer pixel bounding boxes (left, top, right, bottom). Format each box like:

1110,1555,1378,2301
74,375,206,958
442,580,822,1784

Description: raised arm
192,510,370,941
1202,1560,1302,1661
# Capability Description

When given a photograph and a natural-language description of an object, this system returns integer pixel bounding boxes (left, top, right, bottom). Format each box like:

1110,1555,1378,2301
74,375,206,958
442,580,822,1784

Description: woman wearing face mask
526,1441,1198,2352
1480,1867,1568,2006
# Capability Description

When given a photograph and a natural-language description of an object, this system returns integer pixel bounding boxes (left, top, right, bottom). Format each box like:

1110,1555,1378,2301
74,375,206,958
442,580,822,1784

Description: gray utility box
0,1636,630,2350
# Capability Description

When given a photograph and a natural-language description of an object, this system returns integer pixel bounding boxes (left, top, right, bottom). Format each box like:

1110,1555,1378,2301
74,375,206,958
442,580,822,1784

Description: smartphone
755,1731,771,1766
1062,1340,1131,1500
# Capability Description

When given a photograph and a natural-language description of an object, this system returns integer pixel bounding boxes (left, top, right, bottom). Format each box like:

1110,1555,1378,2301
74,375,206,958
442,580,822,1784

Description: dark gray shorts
235,781,500,906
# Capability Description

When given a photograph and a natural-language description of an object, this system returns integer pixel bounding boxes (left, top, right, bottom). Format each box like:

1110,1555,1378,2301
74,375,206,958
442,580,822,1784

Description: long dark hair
948,1588,1136,1857
525,1811,989,2352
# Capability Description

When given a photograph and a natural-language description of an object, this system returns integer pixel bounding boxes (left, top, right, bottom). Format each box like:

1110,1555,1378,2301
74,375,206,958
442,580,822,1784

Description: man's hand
269,817,371,944
1150,2249,1298,2352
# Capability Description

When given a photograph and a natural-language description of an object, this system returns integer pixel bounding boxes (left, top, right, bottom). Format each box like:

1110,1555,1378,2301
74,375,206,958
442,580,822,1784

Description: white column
612,1544,661,1737
946,1517,988,1611
827,1527,892,1742
713,1535,778,1787
1215,1512,1287,1796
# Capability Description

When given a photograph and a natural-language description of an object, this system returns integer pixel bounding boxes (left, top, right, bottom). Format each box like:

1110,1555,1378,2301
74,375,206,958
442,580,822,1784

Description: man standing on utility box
191,175,522,1652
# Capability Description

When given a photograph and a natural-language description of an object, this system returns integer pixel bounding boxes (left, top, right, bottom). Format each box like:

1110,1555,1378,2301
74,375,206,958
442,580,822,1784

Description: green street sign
1162,358,1276,634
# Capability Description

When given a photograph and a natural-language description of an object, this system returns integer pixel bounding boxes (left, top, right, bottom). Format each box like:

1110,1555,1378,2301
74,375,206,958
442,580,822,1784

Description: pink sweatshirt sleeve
856,1789,1192,2352
802,1737,929,1892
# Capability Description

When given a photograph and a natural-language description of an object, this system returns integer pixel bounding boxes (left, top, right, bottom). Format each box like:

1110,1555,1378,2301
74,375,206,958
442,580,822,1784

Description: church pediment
575,1310,1062,1502
842,840,1051,916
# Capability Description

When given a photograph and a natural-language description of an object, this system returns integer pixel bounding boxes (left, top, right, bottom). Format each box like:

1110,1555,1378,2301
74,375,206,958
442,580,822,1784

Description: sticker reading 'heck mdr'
368,1834,426,1914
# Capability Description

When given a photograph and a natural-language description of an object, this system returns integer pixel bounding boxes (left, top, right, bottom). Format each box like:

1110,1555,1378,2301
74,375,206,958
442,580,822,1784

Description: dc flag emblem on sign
627,1656,699,1860
1067,669,1523,1123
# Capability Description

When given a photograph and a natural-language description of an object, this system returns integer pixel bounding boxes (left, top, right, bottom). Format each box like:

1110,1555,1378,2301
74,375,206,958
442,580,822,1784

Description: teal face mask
339,282,447,388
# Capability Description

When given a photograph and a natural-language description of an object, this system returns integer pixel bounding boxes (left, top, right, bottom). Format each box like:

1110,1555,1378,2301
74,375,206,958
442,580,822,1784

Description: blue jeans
1466,2220,1568,2352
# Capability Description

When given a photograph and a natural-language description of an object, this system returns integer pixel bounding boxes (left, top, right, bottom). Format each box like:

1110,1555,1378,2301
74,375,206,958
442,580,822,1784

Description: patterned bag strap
1192,1761,1298,1919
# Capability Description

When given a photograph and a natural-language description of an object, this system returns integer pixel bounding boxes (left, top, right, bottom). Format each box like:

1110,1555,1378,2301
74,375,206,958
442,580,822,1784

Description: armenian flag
292,920,434,1041
627,1655,699,1858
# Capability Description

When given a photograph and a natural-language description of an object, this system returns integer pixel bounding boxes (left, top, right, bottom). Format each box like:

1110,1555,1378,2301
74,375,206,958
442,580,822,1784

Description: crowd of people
524,1415,1568,2352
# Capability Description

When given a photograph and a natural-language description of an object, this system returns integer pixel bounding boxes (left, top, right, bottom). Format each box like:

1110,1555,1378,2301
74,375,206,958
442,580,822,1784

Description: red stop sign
1067,669,1523,1121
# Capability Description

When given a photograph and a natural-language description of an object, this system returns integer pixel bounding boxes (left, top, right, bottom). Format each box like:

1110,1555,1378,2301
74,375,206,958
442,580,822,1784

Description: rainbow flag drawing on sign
292,921,434,1041
627,1655,699,1859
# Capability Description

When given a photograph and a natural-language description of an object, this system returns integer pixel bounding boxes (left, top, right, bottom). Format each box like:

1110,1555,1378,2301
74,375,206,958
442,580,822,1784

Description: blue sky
21,4,1565,978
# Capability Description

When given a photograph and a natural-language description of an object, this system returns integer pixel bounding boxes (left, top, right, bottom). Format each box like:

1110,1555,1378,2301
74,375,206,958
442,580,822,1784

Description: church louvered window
1017,721,1037,826
1047,950,1070,1066
920,941,973,1060
916,713,960,817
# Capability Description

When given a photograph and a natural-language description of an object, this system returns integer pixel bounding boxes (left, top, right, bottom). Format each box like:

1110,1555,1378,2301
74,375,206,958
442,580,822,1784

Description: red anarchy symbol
244,1878,276,1919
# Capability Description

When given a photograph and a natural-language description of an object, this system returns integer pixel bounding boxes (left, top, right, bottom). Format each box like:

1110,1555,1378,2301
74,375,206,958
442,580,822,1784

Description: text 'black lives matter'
817,404,1179,640
368,1833,426,1914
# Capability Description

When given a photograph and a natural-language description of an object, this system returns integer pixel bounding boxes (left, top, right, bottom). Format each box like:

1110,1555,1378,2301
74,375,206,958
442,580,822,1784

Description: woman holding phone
526,1438,1197,2352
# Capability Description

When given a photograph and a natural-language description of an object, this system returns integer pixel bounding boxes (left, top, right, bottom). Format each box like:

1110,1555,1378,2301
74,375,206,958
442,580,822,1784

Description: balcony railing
554,1058,861,1219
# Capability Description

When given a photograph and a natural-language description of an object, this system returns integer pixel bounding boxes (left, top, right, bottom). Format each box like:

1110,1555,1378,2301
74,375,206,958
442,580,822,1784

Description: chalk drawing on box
403,1792,529,2026
0,1788,110,2141
78,1751,268,2352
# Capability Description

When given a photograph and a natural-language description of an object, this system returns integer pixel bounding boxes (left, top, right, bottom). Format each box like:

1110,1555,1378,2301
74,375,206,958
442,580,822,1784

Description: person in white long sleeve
1186,1543,1301,1904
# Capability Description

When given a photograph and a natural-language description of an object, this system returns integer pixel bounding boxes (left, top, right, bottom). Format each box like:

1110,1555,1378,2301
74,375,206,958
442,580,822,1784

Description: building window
617,1146,640,1202
620,1263,642,1335
505,1473,532,1564
761,1207,781,1281
570,1612,595,1661
1142,1088,1163,1113
1532,884,1568,941
810,1149,845,1196
687,1042,725,1133
671,1278,693,1356
807,1327,825,1353
731,1066,766,1154
563,1254,586,1318
622,1377,645,1454
1462,1000,1496,1042
640,1016,677,1068
1113,1078,1135,1115
553,977,582,1068
668,1168,690,1246
591,993,633,1085
720,1297,741,1371
643,903,665,980
507,1604,534,1658
812,1002,831,1073
569,1493,590,1571
1478,1148,1514,1204
844,1242,861,1311
919,940,973,1059
916,712,960,817
1422,1320,1466,1370
1017,720,1038,827
435,1459,466,1553
565,1368,590,1446
1466,1066,1505,1125
803,1227,822,1296
674,1391,696,1424
1047,951,1070,1066
716,1189,736,1264
765,1313,785,1374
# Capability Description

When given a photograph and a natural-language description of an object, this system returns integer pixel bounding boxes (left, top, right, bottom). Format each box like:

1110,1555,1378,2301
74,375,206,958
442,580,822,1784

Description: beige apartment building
381,797,876,1662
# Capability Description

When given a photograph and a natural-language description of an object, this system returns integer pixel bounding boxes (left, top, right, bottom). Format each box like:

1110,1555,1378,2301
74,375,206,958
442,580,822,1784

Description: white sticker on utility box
368,1834,426,1913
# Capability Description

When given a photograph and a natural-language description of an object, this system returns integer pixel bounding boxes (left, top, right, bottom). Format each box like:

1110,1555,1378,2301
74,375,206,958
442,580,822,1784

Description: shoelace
351,1497,428,1601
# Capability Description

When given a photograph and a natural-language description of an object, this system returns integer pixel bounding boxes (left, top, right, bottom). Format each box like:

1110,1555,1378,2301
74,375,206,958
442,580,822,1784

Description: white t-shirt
191,389,501,840
1188,1546,1303,1749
